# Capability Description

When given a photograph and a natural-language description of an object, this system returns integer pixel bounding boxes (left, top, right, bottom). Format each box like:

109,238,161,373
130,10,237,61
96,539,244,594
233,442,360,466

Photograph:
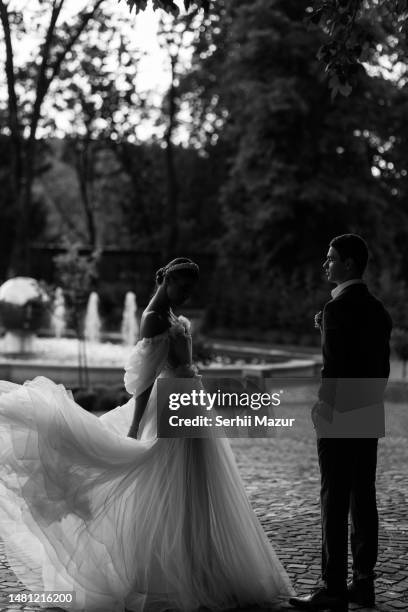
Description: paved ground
0,399,407,612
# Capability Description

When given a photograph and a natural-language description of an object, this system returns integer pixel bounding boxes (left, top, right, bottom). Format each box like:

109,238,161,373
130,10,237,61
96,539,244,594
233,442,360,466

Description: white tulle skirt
0,375,293,611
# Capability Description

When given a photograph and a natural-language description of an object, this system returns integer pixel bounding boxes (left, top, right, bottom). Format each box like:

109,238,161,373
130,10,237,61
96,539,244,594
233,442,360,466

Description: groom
289,234,392,611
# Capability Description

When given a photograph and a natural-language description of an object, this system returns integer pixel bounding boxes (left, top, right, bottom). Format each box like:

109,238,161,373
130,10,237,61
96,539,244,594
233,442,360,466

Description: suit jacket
319,283,392,419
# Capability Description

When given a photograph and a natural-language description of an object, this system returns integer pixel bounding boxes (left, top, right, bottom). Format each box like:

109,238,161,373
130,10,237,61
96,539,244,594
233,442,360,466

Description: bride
0,257,293,612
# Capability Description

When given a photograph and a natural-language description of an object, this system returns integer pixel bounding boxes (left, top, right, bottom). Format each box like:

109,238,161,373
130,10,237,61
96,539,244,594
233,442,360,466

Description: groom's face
323,246,348,284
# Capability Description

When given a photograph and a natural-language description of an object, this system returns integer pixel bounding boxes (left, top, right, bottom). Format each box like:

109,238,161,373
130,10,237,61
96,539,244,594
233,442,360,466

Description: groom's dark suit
317,282,392,594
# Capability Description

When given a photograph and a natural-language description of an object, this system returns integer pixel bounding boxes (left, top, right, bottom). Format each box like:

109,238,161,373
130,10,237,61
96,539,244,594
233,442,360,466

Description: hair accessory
164,262,199,275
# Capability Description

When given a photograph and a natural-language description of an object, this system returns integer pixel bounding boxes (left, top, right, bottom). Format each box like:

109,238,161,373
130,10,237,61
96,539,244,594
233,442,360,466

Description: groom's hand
312,400,333,427
314,310,323,331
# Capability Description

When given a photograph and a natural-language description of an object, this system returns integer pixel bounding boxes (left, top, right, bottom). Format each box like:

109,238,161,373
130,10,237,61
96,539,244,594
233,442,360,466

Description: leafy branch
119,0,209,16
307,0,408,97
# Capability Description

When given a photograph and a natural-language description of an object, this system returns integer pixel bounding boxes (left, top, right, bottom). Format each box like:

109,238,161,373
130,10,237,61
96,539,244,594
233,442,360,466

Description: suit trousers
317,438,379,593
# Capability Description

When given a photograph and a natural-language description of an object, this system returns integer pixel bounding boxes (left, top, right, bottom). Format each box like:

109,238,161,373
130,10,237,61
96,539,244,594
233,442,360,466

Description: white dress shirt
331,279,365,299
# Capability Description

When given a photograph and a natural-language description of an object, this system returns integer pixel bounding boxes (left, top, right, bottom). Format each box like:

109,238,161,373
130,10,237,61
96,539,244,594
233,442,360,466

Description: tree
181,0,408,334
49,19,145,248
156,8,202,255
0,0,105,274
119,0,408,97
0,135,19,279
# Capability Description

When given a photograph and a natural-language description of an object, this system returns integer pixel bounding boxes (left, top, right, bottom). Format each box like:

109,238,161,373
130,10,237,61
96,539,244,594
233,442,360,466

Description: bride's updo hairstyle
155,257,199,286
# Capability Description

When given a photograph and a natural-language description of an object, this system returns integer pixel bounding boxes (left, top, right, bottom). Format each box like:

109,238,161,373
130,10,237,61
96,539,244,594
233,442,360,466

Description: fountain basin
0,337,318,388
0,359,317,389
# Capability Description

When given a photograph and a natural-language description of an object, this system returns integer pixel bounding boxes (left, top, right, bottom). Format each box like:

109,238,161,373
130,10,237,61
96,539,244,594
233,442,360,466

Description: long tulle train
0,377,293,611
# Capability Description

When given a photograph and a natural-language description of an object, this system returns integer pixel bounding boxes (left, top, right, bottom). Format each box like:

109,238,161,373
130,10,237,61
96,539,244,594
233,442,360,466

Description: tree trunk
8,148,34,276
115,142,153,242
75,138,98,249
2,0,105,275
8,112,46,274
0,0,24,275
165,57,179,259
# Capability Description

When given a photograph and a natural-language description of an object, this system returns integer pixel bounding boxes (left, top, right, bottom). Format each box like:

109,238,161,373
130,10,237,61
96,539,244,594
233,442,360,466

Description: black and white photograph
0,1,407,611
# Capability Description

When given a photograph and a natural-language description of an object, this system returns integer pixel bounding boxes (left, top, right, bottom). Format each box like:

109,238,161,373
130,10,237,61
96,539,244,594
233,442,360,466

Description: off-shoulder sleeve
124,331,169,396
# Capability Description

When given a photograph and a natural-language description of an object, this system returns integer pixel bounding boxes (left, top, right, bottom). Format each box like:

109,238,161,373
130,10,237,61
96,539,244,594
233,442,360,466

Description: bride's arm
127,385,153,438
127,311,169,439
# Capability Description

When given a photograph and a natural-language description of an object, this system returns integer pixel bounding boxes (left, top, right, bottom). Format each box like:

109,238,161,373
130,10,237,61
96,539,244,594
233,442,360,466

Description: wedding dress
0,314,294,611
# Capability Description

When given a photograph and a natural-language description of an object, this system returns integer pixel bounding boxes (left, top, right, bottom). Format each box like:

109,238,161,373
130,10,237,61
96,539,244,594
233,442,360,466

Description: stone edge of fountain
0,357,319,387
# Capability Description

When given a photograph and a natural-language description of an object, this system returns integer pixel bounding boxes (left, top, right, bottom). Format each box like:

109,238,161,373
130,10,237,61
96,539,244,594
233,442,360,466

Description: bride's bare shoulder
140,310,169,339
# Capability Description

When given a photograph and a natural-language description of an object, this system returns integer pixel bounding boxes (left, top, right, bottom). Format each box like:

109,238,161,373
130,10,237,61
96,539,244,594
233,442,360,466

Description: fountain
0,281,317,391
51,287,67,339
121,292,139,346
84,292,101,343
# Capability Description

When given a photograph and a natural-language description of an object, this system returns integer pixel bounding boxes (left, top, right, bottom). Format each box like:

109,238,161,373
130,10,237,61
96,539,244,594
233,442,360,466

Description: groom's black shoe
289,587,348,611
347,578,375,607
